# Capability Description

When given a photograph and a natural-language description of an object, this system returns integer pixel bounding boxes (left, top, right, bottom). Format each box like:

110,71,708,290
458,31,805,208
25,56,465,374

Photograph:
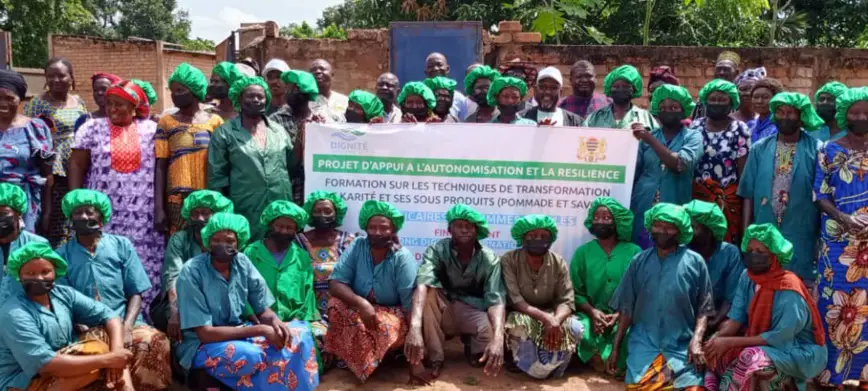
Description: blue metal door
390,22,482,93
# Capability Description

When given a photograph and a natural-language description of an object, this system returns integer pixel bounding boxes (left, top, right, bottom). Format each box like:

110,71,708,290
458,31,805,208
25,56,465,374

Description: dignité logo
576,137,607,163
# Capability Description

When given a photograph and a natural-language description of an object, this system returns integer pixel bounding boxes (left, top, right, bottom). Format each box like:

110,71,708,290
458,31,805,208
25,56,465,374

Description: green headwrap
397,82,436,109
741,223,793,264
348,90,385,120
643,203,693,245
684,200,727,241
201,212,250,250
229,76,272,112
445,204,490,240
281,70,319,102
62,189,112,224
486,76,528,107
6,242,67,282
212,62,244,86
424,77,457,94
511,214,558,246
260,200,309,229
699,79,740,111
603,65,643,99
584,197,633,242
131,79,157,106
464,66,501,95
168,62,209,102
303,191,348,227
770,92,825,131
814,81,848,103
180,190,234,221
358,200,405,232
836,87,868,130
650,84,696,119
0,183,28,215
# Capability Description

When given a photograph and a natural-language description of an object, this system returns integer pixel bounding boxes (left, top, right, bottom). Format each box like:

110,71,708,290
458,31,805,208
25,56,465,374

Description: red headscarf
91,72,122,86
649,66,680,88
104,80,145,173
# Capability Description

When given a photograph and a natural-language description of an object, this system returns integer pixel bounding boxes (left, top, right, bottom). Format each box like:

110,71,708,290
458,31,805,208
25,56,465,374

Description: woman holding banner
631,85,704,248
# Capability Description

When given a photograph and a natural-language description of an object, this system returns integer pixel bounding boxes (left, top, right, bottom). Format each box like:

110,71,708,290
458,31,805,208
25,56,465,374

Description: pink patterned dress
72,117,165,316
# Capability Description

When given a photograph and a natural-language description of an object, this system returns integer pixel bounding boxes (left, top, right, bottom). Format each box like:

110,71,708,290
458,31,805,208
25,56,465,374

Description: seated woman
501,214,582,379
54,189,171,390
325,200,419,382
244,201,320,337
0,242,132,391
684,200,744,332
155,189,233,339
0,183,50,300
571,197,641,374
176,212,319,391
704,224,826,391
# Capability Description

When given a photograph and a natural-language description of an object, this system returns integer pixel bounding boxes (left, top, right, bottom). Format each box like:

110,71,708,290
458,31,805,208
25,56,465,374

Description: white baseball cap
537,66,563,86
262,59,290,76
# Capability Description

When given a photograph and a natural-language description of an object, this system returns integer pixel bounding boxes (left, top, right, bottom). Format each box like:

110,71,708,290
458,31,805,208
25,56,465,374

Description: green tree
115,0,191,42
181,37,215,51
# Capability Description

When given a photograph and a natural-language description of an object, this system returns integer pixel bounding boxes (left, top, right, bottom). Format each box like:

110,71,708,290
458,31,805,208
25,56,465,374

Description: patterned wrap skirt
704,347,791,391
505,312,583,379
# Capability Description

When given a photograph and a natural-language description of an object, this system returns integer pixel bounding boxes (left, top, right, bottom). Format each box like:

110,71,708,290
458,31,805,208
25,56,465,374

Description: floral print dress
814,141,868,386
692,118,750,244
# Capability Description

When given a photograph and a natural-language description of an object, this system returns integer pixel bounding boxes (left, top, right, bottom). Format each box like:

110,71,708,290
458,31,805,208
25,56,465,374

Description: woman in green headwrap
325,200,418,382
156,62,225,236
814,81,849,141
175,212,320,391
208,62,244,120
0,242,134,391
683,199,743,331
570,197,640,374
487,76,536,125
738,92,822,284
608,203,713,390
464,65,501,123
499,214,580,379
814,87,868,388
423,76,459,122
208,76,293,240
0,183,50,303
691,78,751,246
632,84,704,248
345,90,385,124
704,224,826,391
583,65,658,130
398,81,438,123
155,189,233,340
298,191,356,320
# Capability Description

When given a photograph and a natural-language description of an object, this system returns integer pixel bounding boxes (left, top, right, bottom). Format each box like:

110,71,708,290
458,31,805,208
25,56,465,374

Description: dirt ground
317,340,624,391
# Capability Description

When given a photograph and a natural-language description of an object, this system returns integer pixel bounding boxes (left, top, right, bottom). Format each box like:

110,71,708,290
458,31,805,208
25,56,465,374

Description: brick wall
240,24,868,108
49,35,215,112
238,29,390,94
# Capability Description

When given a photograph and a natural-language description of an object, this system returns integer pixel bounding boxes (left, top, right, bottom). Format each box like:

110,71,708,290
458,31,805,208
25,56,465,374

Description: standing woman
155,63,224,236
731,67,765,123
208,62,243,121
298,190,356,320
487,77,537,125
738,92,823,284
23,57,87,246
747,78,785,144
691,79,750,245
73,73,121,132
814,81,849,142
208,76,293,240
0,70,55,234
814,87,868,389
632,84,703,248
67,80,165,316
583,65,657,130
398,82,439,123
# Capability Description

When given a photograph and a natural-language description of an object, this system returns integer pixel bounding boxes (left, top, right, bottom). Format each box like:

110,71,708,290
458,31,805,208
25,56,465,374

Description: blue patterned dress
814,141,868,385
0,119,54,231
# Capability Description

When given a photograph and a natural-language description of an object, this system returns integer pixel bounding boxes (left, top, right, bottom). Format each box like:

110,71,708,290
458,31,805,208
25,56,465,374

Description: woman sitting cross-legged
0,242,134,391
703,224,827,391
176,212,319,391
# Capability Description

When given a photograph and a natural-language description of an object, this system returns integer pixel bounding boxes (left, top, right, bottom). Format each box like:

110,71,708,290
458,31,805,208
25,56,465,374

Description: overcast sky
178,0,345,42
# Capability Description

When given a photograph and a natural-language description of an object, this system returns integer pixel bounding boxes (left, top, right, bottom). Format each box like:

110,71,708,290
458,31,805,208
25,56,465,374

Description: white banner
304,122,639,262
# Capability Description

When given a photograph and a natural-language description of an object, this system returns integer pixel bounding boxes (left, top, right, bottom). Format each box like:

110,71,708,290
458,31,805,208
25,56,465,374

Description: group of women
0,51,864,390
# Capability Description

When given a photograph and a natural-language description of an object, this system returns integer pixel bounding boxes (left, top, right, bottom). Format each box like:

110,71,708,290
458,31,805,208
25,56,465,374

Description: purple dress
72,118,165,316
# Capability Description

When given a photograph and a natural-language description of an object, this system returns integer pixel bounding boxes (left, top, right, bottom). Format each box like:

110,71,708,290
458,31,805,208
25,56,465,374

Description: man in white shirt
520,67,583,127
376,72,402,123
425,52,472,121
310,59,349,117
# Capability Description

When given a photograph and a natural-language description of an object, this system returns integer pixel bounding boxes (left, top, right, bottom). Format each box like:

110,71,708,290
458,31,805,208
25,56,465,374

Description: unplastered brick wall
50,35,215,112
238,29,390,95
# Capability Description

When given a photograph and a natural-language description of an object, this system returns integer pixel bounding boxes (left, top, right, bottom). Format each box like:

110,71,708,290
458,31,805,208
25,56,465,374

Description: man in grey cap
521,66,583,126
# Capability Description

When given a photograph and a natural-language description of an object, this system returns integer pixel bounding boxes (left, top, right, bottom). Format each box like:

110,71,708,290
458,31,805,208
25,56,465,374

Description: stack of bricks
491,21,543,45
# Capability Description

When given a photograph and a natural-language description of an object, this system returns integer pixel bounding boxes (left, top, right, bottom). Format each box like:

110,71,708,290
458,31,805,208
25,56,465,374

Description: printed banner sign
305,122,639,261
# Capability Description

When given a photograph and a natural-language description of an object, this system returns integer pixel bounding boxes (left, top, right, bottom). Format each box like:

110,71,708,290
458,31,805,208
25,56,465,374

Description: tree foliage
0,0,194,67
280,21,347,40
